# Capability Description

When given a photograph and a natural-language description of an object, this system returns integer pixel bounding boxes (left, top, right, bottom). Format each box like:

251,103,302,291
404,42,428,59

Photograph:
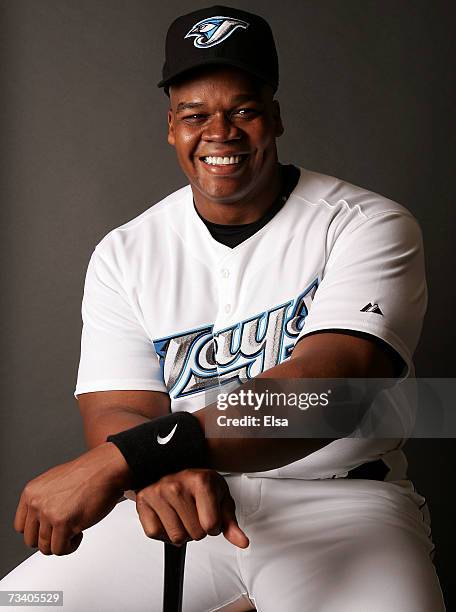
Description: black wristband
106,411,208,491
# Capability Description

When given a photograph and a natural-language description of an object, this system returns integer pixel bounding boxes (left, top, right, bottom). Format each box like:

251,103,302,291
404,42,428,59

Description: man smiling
167,67,283,221
1,5,445,611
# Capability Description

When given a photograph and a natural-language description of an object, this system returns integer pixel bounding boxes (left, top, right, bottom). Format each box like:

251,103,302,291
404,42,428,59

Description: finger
194,486,222,536
13,496,28,533
166,490,207,541
66,532,84,555
23,510,40,548
137,503,168,541
37,521,53,555
50,526,83,556
148,501,190,546
220,495,249,549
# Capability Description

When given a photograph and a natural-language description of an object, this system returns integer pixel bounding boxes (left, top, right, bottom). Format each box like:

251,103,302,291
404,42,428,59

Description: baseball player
1,5,445,611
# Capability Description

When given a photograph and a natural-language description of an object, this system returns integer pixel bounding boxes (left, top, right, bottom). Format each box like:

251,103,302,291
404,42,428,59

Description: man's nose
202,113,241,142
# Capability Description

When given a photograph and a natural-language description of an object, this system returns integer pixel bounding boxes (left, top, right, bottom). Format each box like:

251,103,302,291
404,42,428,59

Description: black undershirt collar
195,164,301,248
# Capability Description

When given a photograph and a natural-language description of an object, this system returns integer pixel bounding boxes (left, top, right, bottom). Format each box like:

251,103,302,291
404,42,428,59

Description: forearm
193,354,364,473
82,410,153,495
82,408,152,449
202,436,332,473
91,334,392,482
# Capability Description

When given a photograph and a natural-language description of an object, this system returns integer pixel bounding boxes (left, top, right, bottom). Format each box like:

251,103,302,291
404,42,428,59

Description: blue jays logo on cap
185,15,249,49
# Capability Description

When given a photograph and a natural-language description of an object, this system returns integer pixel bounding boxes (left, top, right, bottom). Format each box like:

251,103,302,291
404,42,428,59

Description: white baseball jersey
74,167,427,480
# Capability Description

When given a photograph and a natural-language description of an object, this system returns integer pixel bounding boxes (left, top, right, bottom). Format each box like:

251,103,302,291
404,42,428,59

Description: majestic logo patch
153,279,319,400
185,16,249,48
361,302,383,315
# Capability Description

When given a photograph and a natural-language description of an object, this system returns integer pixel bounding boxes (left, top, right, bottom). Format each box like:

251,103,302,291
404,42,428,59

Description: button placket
216,257,235,325
214,263,231,379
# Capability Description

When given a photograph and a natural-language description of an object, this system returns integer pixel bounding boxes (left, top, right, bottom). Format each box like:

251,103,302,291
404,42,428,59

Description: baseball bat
163,541,187,612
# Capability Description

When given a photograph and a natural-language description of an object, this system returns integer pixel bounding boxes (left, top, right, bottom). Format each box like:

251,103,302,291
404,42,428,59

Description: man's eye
233,108,260,118
183,114,207,122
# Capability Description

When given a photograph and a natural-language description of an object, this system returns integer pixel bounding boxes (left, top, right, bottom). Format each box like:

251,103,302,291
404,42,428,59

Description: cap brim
157,57,277,91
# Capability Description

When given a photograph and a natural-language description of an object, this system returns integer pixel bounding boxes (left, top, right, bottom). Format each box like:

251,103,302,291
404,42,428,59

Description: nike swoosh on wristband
157,423,178,445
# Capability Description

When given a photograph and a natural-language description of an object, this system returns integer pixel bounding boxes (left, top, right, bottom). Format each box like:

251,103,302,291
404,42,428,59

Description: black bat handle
163,541,187,612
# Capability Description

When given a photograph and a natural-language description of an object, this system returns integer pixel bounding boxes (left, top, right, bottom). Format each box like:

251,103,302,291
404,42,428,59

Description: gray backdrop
1,0,454,607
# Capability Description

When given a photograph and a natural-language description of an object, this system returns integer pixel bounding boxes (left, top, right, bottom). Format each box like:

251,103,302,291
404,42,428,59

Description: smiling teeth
203,155,243,165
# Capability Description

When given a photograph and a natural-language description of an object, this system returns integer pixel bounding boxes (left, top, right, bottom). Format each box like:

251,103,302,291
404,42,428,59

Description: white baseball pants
1,475,445,611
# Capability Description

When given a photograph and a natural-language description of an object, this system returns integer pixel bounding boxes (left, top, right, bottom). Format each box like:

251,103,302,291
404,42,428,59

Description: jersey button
224,304,231,314
221,268,230,279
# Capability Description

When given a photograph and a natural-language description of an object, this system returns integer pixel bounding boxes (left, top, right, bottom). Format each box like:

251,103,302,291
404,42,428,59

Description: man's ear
167,109,175,146
272,100,284,137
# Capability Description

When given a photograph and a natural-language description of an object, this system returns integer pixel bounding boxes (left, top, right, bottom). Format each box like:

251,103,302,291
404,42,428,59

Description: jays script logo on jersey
153,279,318,400
185,16,249,48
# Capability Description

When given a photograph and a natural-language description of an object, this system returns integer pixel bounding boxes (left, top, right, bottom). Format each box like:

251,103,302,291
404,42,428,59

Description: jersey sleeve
74,245,167,397
297,211,427,378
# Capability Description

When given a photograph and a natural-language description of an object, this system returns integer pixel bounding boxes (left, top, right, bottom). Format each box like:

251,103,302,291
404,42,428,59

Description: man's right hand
135,469,249,549
13,442,132,556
